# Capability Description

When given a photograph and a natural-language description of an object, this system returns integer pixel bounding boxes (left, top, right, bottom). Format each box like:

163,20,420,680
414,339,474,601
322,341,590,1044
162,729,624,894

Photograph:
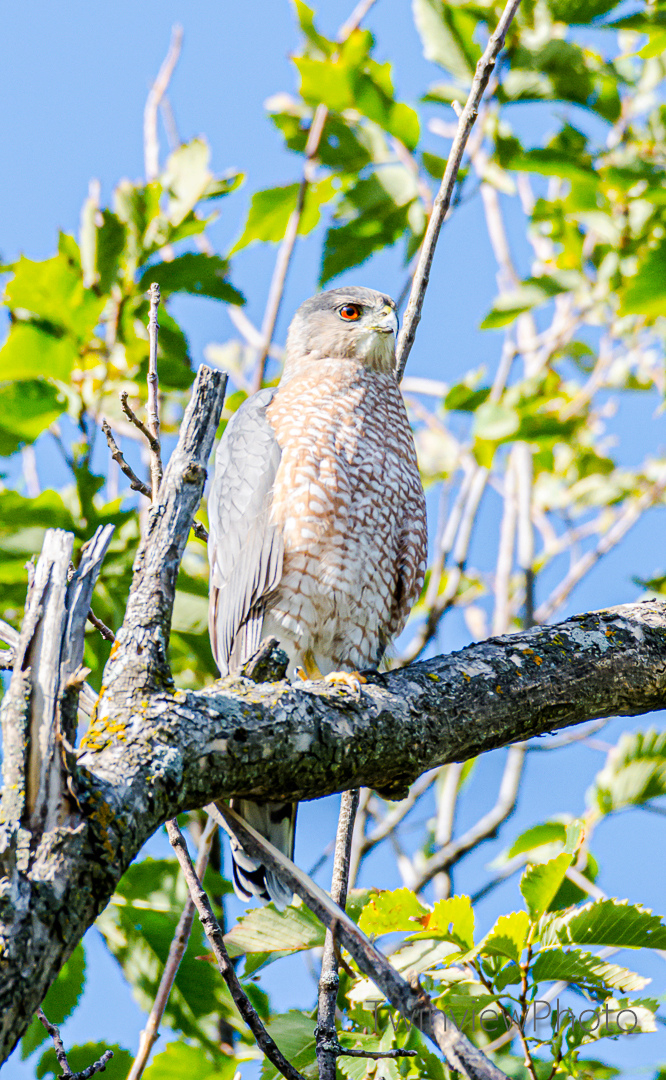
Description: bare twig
165,819,306,1080
101,421,151,499
211,804,510,1080
37,1008,113,1080
146,284,163,500
128,817,217,1080
192,520,209,543
396,0,522,381
316,789,360,1080
144,25,183,181
120,392,161,457
252,0,378,393
86,611,115,643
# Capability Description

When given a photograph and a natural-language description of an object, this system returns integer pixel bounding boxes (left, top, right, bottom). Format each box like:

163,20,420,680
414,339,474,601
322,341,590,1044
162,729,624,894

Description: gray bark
1,364,665,1064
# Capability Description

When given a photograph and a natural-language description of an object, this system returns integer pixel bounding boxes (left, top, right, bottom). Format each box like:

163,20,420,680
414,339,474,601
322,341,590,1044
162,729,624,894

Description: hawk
207,286,427,907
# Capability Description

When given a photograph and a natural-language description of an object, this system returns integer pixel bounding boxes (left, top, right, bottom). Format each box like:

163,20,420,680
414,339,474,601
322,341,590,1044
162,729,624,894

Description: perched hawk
208,286,427,907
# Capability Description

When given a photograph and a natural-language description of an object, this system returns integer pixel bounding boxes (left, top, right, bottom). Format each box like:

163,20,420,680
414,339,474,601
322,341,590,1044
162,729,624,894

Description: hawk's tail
223,798,296,910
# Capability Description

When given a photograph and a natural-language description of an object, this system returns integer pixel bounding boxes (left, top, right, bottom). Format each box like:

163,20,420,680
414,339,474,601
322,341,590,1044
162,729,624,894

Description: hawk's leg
296,650,367,694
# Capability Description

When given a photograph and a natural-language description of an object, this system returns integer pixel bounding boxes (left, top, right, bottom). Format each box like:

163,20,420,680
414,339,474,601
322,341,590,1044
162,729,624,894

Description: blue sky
1,1,665,1077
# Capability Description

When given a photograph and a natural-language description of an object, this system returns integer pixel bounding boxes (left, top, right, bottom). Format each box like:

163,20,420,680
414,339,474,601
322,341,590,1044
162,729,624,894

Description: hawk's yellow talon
324,670,367,693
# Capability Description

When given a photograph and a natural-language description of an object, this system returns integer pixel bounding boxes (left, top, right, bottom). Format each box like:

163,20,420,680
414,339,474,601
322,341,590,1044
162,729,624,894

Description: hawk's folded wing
207,388,283,674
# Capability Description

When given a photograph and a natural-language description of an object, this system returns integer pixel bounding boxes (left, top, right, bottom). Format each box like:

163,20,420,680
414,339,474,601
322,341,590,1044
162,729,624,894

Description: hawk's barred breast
263,355,427,673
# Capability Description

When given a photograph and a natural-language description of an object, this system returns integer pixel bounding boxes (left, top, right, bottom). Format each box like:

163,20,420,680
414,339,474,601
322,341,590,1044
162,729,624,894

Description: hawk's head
284,286,399,376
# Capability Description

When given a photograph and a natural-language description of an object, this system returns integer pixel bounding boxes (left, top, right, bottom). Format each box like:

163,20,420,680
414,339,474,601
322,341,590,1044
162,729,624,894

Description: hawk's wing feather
207,388,283,675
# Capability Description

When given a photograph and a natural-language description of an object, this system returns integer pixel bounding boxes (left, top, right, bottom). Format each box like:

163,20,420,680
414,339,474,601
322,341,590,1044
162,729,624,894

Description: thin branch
146,283,163,500
120,391,161,457
86,610,115,643
316,789,360,1080
144,26,183,181
192,520,209,543
252,0,378,393
395,0,523,381
37,1008,113,1080
211,804,509,1080
101,420,152,499
165,819,307,1080
128,817,217,1080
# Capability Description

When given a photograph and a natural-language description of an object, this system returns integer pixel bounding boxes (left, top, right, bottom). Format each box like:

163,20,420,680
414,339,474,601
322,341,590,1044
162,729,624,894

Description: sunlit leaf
357,888,428,937
520,853,573,920
531,948,648,994
540,899,666,950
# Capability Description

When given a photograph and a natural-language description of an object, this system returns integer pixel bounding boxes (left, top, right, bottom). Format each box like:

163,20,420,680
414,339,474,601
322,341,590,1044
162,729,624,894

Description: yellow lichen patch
80,715,129,752
462,672,471,682
533,655,543,665
496,685,503,693
426,673,440,682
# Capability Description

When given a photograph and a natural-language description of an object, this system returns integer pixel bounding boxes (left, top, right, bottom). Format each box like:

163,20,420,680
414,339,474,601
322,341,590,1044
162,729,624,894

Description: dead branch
101,420,151,499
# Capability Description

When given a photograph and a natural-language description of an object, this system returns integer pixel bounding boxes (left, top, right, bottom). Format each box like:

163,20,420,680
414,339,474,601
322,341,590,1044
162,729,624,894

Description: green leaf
357,888,428,937
293,0,335,56
480,275,575,330
143,1042,238,1080
96,857,238,1049
445,382,490,412
408,895,474,951
471,402,520,442
506,822,567,860
547,0,621,24
22,943,86,1057
542,899,666,950
96,210,128,294
520,853,573,920
412,0,481,82
0,323,79,382
0,380,65,455
531,948,649,995
619,240,666,320
479,911,530,963
260,1011,316,1080
589,729,666,815
230,179,336,254
163,138,214,227
320,168,416,283
4,253,105,342
37,1043,132,1080
138,253,245,305
225,900,324,957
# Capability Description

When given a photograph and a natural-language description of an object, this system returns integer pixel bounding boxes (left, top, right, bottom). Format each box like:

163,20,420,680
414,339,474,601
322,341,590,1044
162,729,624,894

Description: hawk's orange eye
339,303,361,321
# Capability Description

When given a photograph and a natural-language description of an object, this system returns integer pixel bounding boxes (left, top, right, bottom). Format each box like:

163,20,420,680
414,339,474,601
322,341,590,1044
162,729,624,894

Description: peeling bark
1,365,665,1063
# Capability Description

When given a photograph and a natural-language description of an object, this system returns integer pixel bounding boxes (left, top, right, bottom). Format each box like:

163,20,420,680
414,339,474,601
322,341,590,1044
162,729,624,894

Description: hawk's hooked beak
371,305,399,335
